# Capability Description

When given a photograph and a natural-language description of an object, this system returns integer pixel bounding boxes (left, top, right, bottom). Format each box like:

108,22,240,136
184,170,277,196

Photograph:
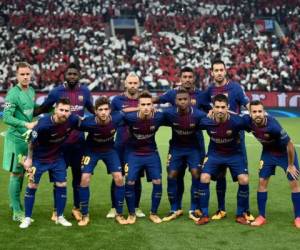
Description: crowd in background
0,0,299,91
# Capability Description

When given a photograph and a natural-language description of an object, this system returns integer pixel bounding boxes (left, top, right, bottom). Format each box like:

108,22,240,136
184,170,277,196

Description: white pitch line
0,131,6,137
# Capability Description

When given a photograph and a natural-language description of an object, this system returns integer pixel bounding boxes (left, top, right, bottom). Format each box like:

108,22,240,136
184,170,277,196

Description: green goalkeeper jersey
3,84,36,141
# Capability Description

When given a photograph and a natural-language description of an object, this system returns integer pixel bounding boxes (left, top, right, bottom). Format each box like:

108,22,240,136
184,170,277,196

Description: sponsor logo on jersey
78,95,84,102
226,130,232,136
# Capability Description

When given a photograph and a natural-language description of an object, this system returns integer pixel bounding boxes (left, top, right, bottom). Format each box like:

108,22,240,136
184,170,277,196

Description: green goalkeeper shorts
2,135,27,174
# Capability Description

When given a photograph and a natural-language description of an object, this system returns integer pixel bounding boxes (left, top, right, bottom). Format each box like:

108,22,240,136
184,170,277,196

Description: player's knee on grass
168,170,178,179
237,174,249,185
289,180,300,192
112,172,124,186
201,173,211,183
258,178,269,192
80,173,91,187
152,179,161,185
55,182,67,187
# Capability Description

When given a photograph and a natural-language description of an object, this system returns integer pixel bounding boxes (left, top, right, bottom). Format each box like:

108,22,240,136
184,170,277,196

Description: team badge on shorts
78,95,84,102
264,133,270,138
259,160,264,170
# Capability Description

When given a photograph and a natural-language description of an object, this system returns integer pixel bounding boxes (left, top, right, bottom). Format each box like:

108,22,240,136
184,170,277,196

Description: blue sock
56,186,67,217
177,171,185,209
24,187,37,217
236,184,249,216
190,177,200,211
167,177,178,212
115,185,125,215
79,186,90,216
199,182,210,216
135,178,142,208
292,192,300,218
216,177,226,211
53,185,57,212
257,191,267,217
72,183,80,209
111,180,116,208
125,184,135,214
151,183,162,214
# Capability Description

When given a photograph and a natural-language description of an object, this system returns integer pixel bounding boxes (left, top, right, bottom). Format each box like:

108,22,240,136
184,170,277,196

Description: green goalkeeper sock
9,175,23,213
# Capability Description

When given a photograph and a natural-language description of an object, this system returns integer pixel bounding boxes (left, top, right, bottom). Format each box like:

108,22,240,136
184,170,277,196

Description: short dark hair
212,94,228,105
211,59,226,70
250,100,264,107
138,90,152,99
66,63,81,72
55,97,71,106
16,62,32,71
176,87,189,96
95,96,110,109
180,66,194,76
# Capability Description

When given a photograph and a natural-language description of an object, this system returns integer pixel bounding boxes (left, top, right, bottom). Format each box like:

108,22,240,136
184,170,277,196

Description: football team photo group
3,60,300,231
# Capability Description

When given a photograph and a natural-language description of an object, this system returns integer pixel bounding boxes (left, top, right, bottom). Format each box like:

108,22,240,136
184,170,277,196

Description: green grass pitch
0,118,299,250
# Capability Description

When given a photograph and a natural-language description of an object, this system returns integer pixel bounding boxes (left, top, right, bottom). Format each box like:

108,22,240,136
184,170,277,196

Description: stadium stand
0,0,299,91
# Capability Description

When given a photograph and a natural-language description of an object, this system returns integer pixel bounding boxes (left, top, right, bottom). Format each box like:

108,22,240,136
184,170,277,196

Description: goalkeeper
2,62,37,222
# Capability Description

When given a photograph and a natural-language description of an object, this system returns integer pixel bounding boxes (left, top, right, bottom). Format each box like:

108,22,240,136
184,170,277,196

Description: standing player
19,98,80,228
154,67,210,219
34,63,94,221
3,62,37,221
77,96,127,226
162,89,214,222
197,94,250,225
107,72,145,218
124,91,165,224
243,101,300,228
203,59,253,221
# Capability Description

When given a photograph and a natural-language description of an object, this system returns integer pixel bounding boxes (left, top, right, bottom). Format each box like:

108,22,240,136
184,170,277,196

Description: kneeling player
124,91,164,224
19,98,79,228
244,101,300,228
198,94,250,225
78,97,127,226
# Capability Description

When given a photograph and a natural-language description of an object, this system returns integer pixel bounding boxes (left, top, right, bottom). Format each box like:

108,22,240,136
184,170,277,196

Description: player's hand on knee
287,165,300,180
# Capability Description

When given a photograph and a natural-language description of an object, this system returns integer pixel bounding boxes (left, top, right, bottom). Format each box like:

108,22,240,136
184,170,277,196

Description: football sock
199,182,210,216
24,187,36,217
216,177,226,211
236,184,249,216
135,178,142,208
125,184,135,214
114,184,125,214
257,191,267,217
9,175,23,212
292,192,300,218
167,177,178,212
56,186,67,217
79,186,90,216
151,183,162,214
190,177,200,211
177,172,184,210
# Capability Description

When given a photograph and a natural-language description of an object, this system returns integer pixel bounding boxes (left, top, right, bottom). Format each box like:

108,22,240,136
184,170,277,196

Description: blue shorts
259,150,299,181
81,149,122,174
127,152,162,182
33,157,66,184
116,145,145,178
202,152,248,180
168,147,202,172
